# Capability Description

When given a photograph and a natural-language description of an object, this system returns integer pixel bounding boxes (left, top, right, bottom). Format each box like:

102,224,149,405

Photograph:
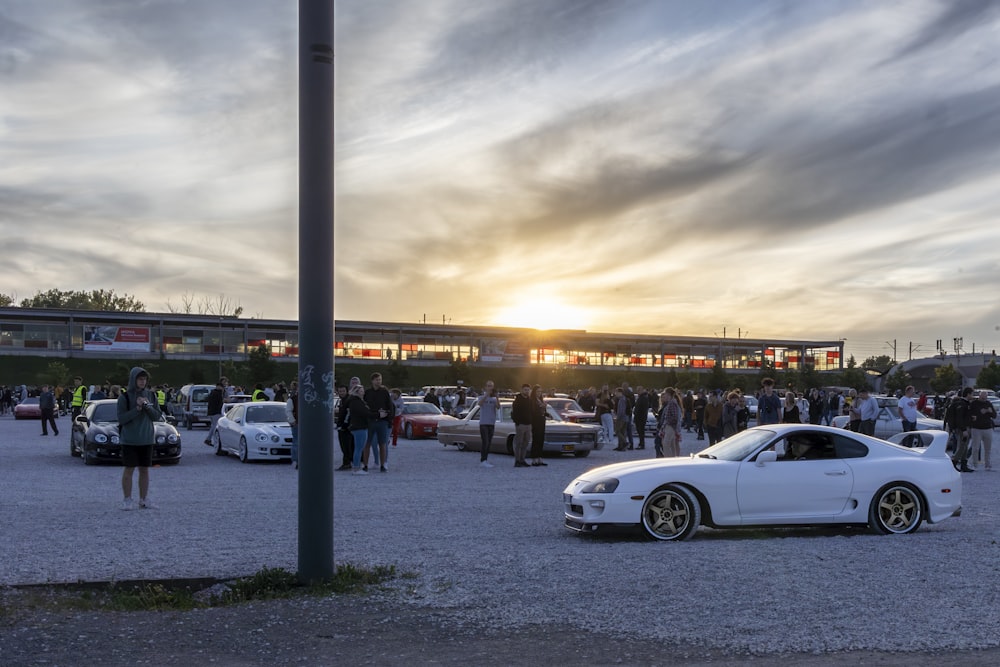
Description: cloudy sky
3,0,1000,362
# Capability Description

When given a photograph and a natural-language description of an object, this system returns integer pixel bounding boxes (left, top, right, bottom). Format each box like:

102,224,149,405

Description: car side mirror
756,450,777,466
76,416,89,424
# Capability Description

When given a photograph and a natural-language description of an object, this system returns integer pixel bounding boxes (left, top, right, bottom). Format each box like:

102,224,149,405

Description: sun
493,297,590,331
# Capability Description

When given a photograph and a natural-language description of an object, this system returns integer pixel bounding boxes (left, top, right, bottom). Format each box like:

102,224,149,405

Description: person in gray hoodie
117,367,162,510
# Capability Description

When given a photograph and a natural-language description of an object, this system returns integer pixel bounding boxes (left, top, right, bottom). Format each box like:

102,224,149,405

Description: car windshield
695,428,776,461
547,398,585,412
245,405,287,424
404,403,442,415
21,397,39,405
92,403,118,423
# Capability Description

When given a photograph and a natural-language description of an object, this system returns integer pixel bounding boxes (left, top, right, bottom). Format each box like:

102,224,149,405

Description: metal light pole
297,0,335,582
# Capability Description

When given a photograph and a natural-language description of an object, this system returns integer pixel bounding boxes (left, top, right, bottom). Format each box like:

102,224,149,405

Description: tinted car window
245,405,287,424
92,404,118,423
833,434,868,458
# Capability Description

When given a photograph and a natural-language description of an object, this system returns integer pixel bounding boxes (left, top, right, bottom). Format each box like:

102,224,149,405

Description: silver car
437,400,603,457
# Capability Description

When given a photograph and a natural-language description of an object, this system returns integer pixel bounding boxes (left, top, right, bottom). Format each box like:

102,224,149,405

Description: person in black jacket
947,387,974,472
633,386,650,450
346,385,372,474
39,385,59,436
363,372,395,473
511,384,533,468
204,381,225,446
334,385,352,470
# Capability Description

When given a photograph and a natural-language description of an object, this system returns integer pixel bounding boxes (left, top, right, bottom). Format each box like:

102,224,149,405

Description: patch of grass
2,563,406,615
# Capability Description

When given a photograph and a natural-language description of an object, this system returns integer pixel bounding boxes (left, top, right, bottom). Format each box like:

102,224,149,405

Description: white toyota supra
563,424,961,541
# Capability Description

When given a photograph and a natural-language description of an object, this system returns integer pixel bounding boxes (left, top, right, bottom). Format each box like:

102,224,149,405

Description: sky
3,0,1000,363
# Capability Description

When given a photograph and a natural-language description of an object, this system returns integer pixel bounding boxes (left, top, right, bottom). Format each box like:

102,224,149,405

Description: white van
175,384,214,430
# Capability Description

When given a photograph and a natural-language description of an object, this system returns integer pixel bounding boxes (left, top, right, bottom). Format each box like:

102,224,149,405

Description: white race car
563,425,960,541
212,401,292,462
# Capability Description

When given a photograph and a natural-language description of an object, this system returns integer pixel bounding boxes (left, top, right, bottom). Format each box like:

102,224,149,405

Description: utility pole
297,0,335,582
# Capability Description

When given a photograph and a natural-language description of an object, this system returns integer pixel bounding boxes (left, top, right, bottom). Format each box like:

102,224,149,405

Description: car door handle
825,470,848,476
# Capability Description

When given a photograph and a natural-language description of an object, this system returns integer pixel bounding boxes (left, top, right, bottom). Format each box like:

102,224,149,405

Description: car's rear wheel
213,430,226,457
641,484,701,541
404,423,414,440
506,434,515,457
869,483,923,535
239,436,249,463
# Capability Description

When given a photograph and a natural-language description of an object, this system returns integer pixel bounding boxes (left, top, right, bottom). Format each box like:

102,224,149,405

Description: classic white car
563,424,961,540
212,401,292,462
438,400,603,457
831,396,943,439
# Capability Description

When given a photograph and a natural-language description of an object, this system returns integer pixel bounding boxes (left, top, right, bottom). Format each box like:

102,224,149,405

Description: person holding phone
477,380,500,468
117,367,162,510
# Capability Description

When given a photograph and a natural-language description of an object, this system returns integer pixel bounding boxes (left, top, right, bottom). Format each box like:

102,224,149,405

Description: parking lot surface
3,414,1000,665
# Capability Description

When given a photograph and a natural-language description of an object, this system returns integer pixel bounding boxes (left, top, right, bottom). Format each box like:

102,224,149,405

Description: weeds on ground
2,563,404,615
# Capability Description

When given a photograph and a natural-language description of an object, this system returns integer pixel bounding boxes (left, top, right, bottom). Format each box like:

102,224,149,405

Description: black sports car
70,399,182,465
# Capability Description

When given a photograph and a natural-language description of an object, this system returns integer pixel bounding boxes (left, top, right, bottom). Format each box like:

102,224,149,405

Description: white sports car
563,424,961,541
212,401,292,462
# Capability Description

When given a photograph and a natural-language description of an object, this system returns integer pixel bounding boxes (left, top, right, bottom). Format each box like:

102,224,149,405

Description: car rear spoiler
887,430,949,456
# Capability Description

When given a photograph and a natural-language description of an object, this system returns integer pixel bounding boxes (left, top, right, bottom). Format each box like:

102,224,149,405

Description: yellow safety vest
72,385,87,407
252,389,267,402
157,389,166,406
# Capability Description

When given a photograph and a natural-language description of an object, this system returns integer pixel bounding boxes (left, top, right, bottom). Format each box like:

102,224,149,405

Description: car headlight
156,434,166,444
255,432,270,442
580,479,619,493
167,434,180,444
95,433,108,444
110,435,120,445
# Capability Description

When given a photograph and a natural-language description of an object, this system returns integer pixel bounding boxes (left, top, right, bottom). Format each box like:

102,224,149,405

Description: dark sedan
70,400,182,465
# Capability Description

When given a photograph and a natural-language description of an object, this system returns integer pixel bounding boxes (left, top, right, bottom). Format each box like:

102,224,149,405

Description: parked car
175,383,214,430
398,402,458,439
13,396,42,419
212,401,292,462
69,399,182,465
563,424,961,541
544,397,597,424
437,400,602,457
830,396,943,439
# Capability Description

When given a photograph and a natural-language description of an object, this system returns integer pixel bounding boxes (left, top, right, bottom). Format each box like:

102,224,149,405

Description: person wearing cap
117,367,163,510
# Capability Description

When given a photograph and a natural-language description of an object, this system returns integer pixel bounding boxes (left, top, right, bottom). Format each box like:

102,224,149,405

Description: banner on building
83,326,151,352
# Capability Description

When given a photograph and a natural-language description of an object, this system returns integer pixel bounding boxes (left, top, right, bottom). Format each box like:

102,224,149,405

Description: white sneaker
353,468,368,475
480,461,494,468
139,498,157,509
120,498,136,511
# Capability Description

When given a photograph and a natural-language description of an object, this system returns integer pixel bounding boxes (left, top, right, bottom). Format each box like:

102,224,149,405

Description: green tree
706,363,729,393
883,366,913,395
246,344,278,386
929,364,962,394
0,293,14,307
861,355,896,373
840,355,867,389
448,358,470,385
383,360,410,388
976,360,1000,391
20,288,144,312
40,361,71,388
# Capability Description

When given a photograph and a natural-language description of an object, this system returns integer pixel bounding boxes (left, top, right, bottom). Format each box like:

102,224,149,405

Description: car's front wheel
869,483,923,535
238,436,249,463
641,484,701,541
70,435,80,457
213,430,227,457
404,423,414,440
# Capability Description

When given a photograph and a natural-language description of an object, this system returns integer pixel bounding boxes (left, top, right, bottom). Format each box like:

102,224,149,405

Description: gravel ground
2,413,1000,665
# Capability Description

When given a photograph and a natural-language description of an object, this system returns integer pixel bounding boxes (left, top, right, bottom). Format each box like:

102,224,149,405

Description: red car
13,397,43,419
399,402,458,439
543,397,598,425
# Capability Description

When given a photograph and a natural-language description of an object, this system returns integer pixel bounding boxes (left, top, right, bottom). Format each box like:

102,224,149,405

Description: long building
0,307,844,373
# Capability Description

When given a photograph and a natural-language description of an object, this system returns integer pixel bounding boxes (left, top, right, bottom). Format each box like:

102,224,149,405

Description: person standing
633,386,650,450
251,383,267,401
346,384,372,474
511,384,533,468
657,388,682,457
117,367,162,510
898,385,920,433
968,390,996,470
721,391,741,439
476,380,500,468
70,376,87,421
529,385,548,466
423,387,440,409
781,392,800,424
363,372,394,473
855,387,880,437
334,385,353,471
757,378,782,426
204,381,225,446
39,385,59,436
285,381,299,469
613,387,629,451
389,388,405,447
594,386,614,447
692,390,707,440
703,391,723,445
808,388,824,425
948,388,974,473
